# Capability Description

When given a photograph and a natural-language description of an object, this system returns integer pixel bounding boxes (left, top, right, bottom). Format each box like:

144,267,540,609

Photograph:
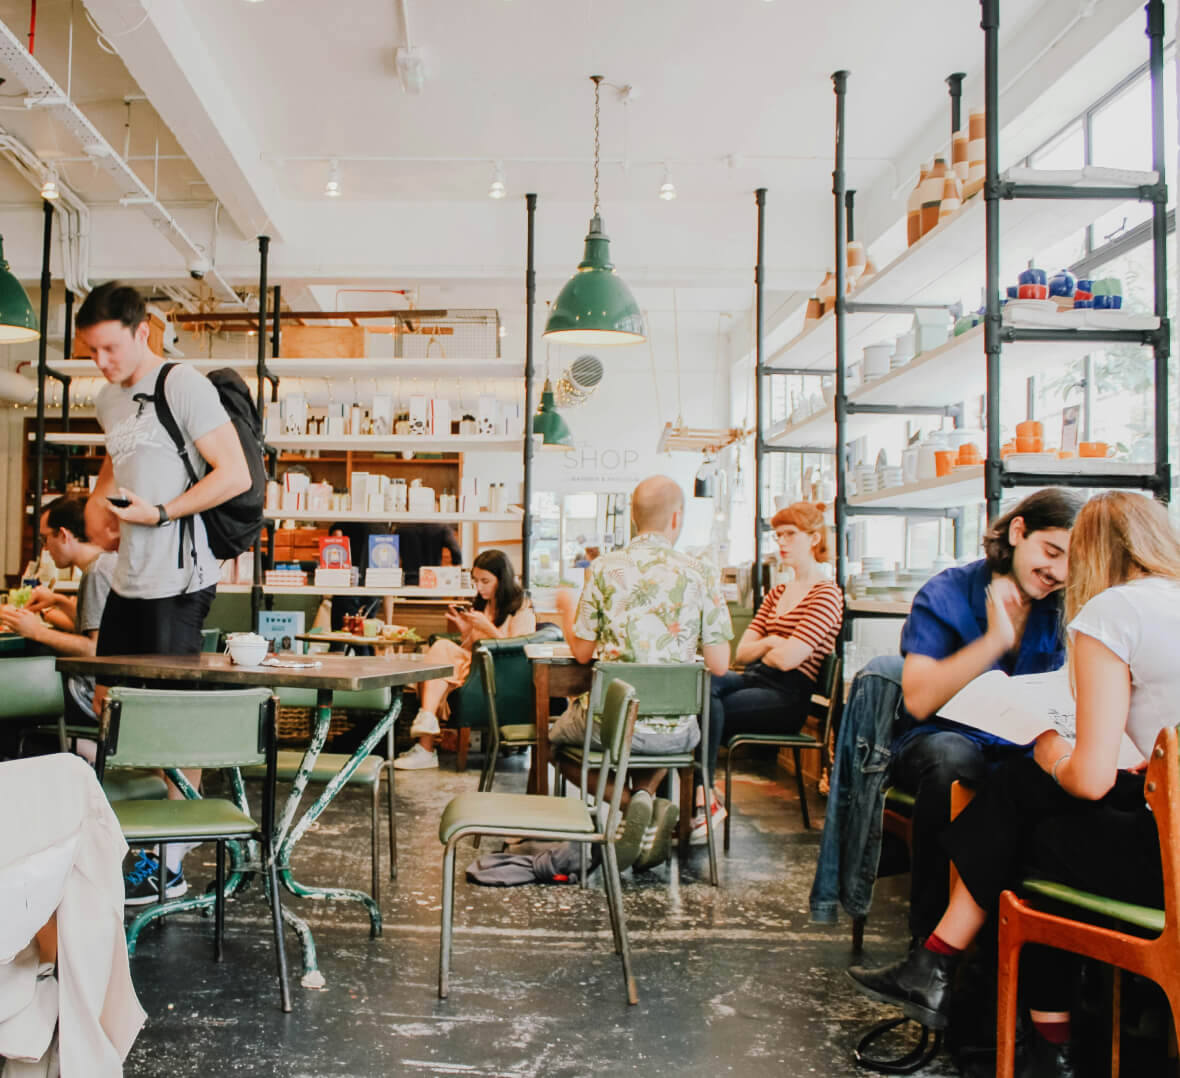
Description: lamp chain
591,75,602,218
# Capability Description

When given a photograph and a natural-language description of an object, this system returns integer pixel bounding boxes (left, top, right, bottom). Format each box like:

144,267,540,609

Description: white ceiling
0,0,1153,335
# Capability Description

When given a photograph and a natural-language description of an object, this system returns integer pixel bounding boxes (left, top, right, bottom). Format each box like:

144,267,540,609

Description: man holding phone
79,282,251,904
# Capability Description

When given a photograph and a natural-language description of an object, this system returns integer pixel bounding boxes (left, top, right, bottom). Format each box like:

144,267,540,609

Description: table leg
273,690,404,986
530,664,551,796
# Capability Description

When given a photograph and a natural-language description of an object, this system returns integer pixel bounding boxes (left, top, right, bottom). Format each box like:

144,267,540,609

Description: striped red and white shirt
749,581,844,683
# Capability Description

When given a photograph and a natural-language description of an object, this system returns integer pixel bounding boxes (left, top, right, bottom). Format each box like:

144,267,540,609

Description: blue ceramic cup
1006,285,1019,299
1048,270,1076,298
1018,267,1047,286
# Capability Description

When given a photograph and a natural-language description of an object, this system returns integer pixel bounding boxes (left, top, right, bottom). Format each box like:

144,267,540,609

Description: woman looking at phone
393,548,535,770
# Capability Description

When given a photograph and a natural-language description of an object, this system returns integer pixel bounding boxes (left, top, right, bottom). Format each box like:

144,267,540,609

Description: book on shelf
368,534,400,568
365,568,404,588
318,535,351,569
314,567,354,588
419,565,462,590
936,667,1144,769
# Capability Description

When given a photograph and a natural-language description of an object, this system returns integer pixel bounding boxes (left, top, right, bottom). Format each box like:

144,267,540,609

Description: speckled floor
120,751,953,1078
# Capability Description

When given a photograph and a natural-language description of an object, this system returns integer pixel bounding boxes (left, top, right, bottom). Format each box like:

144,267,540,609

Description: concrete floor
119,752,955,1078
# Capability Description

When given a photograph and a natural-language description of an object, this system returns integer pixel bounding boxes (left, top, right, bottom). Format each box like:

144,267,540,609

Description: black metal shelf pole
981,0,1002,521
251,235,269,628
522,193,537,592
832,71,850,594
753,188,767,611
31,198,53,558
1146,0,1170,503
947,72,965,136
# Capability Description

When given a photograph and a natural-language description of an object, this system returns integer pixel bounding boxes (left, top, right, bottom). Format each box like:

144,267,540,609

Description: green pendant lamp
0,236,39,343
544,76,645,346
532,378,573,448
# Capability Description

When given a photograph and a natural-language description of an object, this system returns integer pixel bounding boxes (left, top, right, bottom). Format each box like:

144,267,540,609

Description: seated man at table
552,475,732,872
0,496,116,748
888,487,1082,945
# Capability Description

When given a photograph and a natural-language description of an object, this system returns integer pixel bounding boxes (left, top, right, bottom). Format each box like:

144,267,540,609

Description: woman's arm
760,585,844,672
733,627,776,665
1036,632,1131,800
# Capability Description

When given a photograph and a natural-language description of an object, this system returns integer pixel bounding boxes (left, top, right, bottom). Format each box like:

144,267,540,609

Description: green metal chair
556,661,718,886
95,686,291,1012
201,627,222,653
438,679,641,1003
473,647,539,794
723,654,842,844
1,654,168,802
242,685,397,903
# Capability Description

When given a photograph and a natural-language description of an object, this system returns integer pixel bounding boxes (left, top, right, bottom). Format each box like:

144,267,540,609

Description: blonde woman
848,492,1180,1073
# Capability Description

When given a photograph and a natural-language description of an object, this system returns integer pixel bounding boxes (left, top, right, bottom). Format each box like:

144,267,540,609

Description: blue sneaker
124,850,188,906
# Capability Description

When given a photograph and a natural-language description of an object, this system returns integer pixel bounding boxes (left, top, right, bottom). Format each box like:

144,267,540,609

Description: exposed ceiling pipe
0,16,243,306
0,130,89,296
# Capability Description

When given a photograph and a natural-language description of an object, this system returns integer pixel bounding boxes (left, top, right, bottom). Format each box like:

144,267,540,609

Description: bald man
553,475,732,873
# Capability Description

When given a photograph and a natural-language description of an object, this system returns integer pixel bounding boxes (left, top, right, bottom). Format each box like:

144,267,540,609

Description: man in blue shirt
892,487,1083,942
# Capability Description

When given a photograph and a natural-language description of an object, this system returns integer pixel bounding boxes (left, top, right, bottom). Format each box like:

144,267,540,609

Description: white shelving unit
268,508,521,525
269,434,522,454
846,467,984,510
46,357,525,381
846,598,912,616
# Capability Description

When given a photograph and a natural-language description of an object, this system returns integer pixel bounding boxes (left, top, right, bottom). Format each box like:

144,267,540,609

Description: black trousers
942,754,1161,1010
97,586,216,657
706,667,814,778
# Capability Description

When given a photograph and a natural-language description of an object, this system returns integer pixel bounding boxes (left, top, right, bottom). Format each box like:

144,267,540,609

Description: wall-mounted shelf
846,598,912,616
268,509,522,525
47,357,525,381
847,467,984,511
268,434,522,453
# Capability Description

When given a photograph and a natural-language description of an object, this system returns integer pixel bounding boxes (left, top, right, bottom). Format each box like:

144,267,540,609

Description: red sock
923,932,962,956
1032,1017,1071,1045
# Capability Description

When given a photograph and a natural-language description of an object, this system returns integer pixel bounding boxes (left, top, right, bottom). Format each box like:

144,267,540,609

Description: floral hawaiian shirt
572,533,733,662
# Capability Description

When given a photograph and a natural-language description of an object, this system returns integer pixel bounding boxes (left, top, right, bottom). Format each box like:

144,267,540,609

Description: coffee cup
226,633,268,666
934,450,956,477
1015,420,1043,439
1018,268,1047,287
1018,284,1048,300
1015,436,1043,453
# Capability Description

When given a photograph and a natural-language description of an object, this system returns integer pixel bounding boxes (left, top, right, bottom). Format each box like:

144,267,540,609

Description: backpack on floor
153,362,267,561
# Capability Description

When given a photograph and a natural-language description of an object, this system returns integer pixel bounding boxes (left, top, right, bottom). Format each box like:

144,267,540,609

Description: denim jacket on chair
809,654,905,923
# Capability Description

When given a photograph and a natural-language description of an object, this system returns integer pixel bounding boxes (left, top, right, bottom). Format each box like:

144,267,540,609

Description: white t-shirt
1068,576,1180,761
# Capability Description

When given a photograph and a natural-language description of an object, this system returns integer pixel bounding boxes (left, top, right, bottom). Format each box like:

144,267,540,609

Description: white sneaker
689,800,726,845
409,709,441,736
393,744,439,770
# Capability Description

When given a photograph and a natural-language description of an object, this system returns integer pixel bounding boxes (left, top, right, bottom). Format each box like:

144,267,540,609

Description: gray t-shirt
96,363,228,599
67,550,117,721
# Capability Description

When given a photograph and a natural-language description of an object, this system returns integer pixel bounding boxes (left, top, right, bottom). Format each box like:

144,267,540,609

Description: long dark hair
471,549,523,627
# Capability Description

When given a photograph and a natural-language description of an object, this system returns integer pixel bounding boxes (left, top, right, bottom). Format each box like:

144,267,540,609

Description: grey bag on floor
465,841,600,886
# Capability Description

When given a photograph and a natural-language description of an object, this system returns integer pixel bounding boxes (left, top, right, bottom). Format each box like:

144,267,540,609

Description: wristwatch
156,504,171,527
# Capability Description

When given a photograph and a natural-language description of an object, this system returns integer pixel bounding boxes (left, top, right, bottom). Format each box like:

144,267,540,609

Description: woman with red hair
693,501,843,843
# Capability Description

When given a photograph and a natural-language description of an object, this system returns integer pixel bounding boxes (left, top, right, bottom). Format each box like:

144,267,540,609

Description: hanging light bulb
324,158,342,198
658,163,677,201
544,76,645,346
488,160,506,199
40,168,59,201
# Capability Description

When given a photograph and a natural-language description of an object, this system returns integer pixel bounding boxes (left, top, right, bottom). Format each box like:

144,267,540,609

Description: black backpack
153,362,267,561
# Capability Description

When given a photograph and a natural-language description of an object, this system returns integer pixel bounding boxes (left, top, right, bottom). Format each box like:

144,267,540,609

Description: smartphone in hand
107,496,132,508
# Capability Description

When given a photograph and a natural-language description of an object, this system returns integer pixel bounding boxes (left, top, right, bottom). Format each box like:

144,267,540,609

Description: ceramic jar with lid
920,158,949,237
907,164,929,247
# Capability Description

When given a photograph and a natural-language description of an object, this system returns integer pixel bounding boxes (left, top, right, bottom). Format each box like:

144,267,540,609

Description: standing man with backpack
80,281,255,903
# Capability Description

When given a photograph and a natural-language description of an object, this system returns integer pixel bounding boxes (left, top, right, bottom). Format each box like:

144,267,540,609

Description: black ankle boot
847,945,959,1030
1026,1034,1077,1078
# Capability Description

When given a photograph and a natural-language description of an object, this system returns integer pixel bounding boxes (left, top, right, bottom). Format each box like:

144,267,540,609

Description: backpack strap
153,363,201,486
152,363,199,570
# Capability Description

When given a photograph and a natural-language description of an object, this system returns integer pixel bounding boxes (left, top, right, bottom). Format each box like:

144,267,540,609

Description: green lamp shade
544,215,645,346
532,380,572,447
0,237,38,343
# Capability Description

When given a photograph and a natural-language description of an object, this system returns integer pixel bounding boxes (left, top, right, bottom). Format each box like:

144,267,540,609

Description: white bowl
227,639,269,666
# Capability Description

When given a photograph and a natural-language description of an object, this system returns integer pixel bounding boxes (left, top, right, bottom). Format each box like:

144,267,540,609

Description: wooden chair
723,654,841,845
996,724,1180,1078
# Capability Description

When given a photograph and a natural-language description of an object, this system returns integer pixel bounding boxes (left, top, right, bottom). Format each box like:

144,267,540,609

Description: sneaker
409,709,441,737
124,850,188,906
688,799,726,845
633,797,679,872
393,743,439,770
612,790,653,872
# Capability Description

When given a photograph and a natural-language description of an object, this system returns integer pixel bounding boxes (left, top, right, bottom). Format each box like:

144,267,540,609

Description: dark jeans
943,754,1160,1011
97,586,216,657
707,668,814,779
891,728,1023,938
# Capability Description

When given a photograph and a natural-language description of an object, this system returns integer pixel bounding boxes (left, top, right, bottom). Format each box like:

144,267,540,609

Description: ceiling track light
324,158,341,198
488,160,506,199
659,163,676,201
40,168,59,201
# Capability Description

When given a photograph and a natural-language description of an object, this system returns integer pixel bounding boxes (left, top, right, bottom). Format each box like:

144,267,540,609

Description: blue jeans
891,729,1022,938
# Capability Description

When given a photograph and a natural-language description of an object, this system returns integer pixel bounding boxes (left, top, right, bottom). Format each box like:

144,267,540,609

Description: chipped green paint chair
438,679,641,1003
472,647,539,794
96,686,291,1012
1,654,168,802
723,654,842,843
556,661,718,886
242,685,397,903
997,724,1180,1078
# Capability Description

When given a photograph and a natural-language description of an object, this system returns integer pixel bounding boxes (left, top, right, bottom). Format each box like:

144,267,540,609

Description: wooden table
294,630,422,655
57,652,452,989
525,643,593,796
